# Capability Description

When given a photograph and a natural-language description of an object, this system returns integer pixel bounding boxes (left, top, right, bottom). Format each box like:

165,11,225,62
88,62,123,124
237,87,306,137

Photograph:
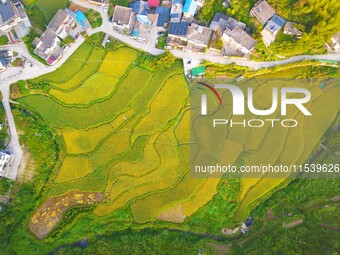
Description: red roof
148,0,159,7
47,56,57,65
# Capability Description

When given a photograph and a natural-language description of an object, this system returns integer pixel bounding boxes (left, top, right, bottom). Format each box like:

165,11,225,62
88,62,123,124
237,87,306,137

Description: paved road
0,0,339,180
0,37,85,180
0,43,46,70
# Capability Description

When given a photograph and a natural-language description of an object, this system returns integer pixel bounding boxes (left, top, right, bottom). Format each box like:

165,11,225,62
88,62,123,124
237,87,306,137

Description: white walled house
0,0,31,42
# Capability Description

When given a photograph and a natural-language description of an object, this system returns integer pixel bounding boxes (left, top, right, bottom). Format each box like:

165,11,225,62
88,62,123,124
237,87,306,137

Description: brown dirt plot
29,190,102,239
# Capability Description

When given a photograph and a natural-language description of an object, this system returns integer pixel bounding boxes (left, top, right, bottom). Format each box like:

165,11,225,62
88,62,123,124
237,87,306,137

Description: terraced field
190,75,340,221
15,41,339,240
17,42,221,238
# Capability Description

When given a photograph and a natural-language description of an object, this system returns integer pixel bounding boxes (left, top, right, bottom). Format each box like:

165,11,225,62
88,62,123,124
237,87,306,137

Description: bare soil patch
29,190,102,239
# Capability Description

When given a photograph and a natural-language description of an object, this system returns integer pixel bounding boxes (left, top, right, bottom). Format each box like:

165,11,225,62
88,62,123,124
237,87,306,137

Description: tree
139,51,176,71
154,51,176,70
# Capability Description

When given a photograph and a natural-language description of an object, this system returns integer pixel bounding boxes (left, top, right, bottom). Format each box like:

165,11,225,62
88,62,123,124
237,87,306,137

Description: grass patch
35,0,70,22
0,35,8,45
25,6,47,32
85,9,103,28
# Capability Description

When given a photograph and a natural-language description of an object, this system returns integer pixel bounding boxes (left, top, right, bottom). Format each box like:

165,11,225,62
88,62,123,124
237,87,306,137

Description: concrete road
0,36,85,180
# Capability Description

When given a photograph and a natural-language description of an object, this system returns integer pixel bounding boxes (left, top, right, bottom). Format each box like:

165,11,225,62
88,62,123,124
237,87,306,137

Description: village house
330,32,340,52
47,9,77,40
0,0,31,43
170,0,183,22
155,6,170,27
283,21,302,37
33,8,86,65
210,13,232,34
112,6,135,33
33,29,63,65
130,0,152,43
167,21,189,48
0,50,10,72
147,0,159,8
250,0,275,24
210,12,251,54
132,15,151,43
210,12,256,56
222,25,257,56
64,8,92,32
130,0,148,16
261,14,285,46
0,151,11,177
210,13,246,35
146,9,158,25
185,23,212,53
182,0,198,19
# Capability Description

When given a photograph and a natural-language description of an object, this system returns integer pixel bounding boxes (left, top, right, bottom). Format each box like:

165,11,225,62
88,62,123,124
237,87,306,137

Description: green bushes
0,35,8,45
47,205,95,240
85,9,103,29
139,52,176,71
0,105,61,254
25,6,47,31
85,32,106,48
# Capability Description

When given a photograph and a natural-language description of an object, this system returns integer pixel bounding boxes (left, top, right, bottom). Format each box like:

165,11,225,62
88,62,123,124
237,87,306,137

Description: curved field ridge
17,40,339,239
18,43,213,239
50,73,119,105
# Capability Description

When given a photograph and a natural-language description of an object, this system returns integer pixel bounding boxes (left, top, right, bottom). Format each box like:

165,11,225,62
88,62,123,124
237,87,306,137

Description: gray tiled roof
113,6,133,25
225,25,257,51
48,9,69,32
37,29,58,51
251,0,275,24
210,13,245,33
333,32,340,44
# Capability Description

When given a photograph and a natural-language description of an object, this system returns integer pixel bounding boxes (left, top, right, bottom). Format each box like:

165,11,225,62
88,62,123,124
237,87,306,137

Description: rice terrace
8,38,339,249
0,0,339,253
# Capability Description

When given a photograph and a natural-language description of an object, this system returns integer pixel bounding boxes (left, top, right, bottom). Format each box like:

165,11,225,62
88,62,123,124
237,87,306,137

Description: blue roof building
170,0,183,22
183,0,198,17
130,0,148,15
173,0,183,4
75,11,87,27
167,21,189,48
156,6,170,27
0,1,31,40
261,14,286,46
0,1,15,23
168,21,189,36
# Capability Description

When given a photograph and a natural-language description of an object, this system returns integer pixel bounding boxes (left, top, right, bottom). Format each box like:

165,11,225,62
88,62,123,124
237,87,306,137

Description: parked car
157,31,165,35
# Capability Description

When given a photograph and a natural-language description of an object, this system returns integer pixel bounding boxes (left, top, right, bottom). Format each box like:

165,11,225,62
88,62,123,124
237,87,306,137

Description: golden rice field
15,40,340,239
17,42,219,238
